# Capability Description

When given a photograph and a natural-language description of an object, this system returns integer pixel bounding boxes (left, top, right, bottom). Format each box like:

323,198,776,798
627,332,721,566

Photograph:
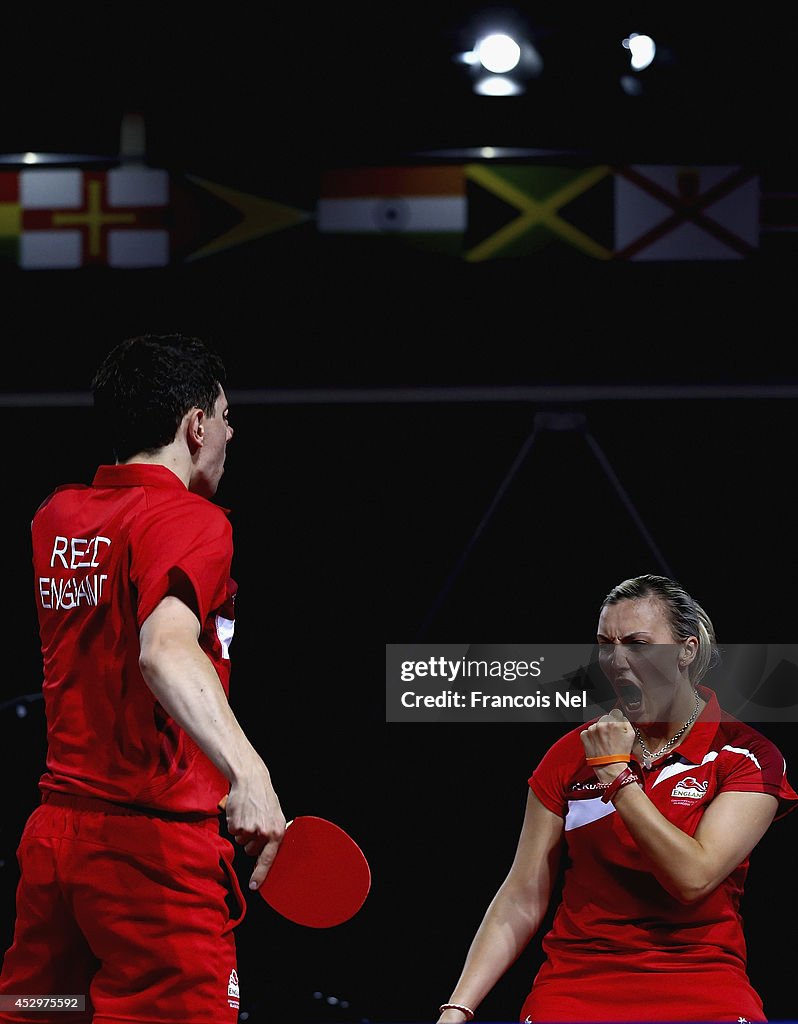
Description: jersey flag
613,165,759,260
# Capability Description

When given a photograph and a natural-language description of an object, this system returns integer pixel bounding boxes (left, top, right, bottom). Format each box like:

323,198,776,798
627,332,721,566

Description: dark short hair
91,333,227,462
600,574,718,683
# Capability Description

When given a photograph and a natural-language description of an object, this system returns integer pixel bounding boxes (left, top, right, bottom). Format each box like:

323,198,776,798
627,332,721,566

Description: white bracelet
439,1003,475,1022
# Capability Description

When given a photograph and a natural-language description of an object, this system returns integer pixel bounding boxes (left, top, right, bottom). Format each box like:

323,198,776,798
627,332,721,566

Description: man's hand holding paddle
219,773,286,891
219,787,372,928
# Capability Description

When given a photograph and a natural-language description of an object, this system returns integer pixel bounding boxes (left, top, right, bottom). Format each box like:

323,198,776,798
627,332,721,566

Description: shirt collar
93,463,188,490
622,685,722,772
670,684,722,763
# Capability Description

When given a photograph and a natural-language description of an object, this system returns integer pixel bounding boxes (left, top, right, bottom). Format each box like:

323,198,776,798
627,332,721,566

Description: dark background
1,4,798,1023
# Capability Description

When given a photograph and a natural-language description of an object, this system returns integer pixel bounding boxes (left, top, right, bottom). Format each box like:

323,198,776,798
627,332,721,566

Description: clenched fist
580,707,635,764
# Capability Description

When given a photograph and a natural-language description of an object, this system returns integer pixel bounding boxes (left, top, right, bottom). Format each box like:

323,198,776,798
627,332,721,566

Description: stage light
476,33,521,73
619,31,657,96
623,32,656,71
457,22,543,97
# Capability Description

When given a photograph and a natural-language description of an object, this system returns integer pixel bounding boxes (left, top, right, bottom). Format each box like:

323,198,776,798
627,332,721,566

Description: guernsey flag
0,167,311,268
0,167,170,267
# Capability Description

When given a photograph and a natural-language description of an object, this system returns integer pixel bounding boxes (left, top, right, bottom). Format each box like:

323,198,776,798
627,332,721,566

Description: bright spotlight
476,33,521,73
623,32,656,71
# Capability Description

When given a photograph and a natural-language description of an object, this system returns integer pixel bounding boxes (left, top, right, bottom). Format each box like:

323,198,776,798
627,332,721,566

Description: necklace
634,690,702,769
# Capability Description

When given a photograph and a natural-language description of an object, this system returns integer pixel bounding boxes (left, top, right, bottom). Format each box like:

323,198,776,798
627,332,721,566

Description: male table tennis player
0,333,285,1023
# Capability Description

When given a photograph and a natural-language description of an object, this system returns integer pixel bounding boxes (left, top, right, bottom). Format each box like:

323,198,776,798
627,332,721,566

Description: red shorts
0,793,247,1024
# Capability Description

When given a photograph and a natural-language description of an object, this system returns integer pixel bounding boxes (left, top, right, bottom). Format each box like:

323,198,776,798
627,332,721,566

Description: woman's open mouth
616,681,643,713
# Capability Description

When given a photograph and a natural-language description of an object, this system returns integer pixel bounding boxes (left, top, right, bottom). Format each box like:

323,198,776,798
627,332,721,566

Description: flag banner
0,161,768,267
317,166,467,255
463,163,614,261
0,166,311,268
13,168,169,268
317,163,761,262
181,175,311,261
613,165,759,260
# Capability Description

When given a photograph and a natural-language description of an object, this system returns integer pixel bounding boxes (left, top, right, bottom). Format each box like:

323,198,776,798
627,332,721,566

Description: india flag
317,166,466,254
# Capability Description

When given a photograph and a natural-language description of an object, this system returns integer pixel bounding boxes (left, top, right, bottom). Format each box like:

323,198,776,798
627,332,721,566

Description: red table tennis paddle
219,798,371,928
260,815,371,928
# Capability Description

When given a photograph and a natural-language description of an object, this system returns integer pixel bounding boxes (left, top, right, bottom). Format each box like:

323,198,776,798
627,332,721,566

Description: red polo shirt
32,463,235,815
523,686,798,1022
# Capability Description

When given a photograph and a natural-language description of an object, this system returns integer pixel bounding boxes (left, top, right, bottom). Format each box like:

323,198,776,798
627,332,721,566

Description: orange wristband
585,754,630,766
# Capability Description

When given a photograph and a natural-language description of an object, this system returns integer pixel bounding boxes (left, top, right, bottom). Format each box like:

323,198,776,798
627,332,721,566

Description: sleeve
129,498,233,629
716,729,798,820
528,729,582,818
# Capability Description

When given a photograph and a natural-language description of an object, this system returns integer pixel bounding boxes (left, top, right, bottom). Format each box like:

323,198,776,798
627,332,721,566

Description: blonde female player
437,575,797,1023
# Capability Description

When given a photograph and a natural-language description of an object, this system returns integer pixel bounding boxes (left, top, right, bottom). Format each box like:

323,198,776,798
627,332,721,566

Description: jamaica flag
463,163,614,262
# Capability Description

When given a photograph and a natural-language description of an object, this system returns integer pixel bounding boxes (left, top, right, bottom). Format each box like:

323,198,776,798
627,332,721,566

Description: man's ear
186,408,205,452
